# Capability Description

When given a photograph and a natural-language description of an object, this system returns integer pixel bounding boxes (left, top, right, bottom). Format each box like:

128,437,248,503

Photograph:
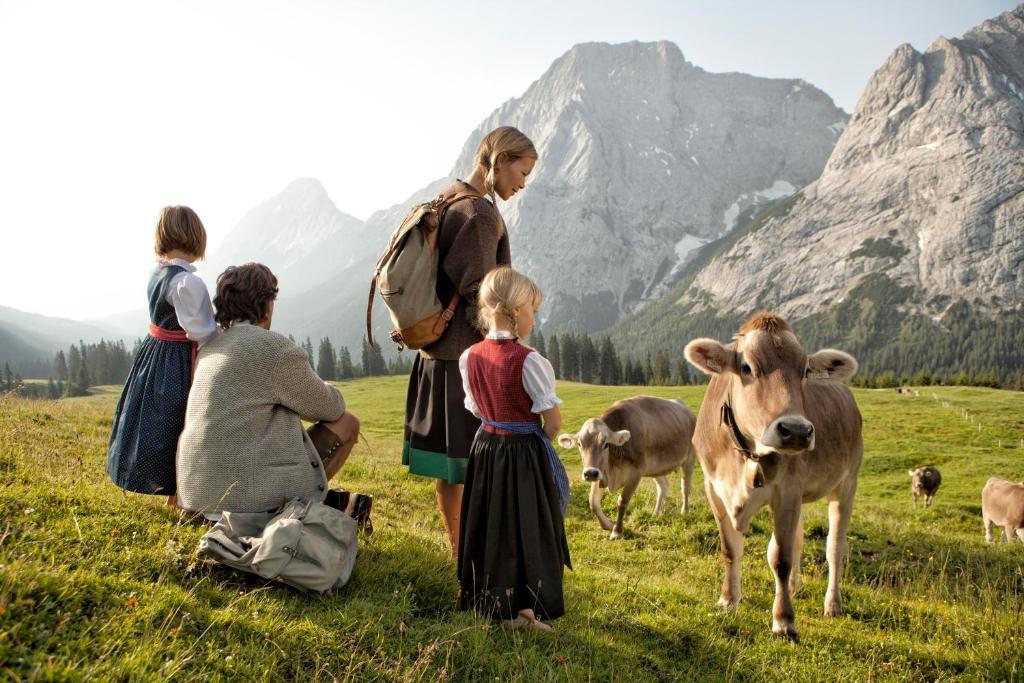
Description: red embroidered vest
467,338,536,435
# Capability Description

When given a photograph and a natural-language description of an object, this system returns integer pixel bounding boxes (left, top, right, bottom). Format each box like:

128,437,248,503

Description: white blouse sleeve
522,352,562,413
458,348,482,418
166,271,218,347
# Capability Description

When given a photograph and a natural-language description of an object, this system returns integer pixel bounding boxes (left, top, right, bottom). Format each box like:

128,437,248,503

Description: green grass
2,379,1024,681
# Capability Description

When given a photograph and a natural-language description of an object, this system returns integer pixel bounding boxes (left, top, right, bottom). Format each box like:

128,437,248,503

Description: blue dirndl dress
106,265,194,494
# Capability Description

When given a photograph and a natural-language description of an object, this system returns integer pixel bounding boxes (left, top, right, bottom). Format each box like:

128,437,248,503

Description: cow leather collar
721,398,778,489
720,399,759,462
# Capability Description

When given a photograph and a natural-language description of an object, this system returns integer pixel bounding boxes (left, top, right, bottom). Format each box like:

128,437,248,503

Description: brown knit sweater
421,180,511,361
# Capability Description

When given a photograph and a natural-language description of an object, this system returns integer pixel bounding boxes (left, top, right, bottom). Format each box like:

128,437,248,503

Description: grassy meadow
1,377,1024,681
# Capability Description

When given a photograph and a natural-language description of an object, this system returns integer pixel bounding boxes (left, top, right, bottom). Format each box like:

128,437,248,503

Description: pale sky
0,0,1013,321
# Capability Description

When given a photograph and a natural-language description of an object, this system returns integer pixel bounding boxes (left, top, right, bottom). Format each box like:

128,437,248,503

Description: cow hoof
608,530,623,541
771,620,799,642
716,597,738,613
824,592,842,617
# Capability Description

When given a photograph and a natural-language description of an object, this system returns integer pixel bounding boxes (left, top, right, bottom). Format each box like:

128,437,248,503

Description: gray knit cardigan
176,323,345,513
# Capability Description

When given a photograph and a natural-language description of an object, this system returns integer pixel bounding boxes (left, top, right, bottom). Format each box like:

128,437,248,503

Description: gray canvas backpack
197,499,358,594
367,190,481,351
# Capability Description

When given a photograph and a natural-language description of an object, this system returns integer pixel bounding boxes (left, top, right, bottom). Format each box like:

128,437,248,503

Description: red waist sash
148,323,198,382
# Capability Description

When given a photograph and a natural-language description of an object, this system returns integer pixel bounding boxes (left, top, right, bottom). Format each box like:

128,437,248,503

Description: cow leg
983,514,994,544
824,480,856,618
680,453,695,513
767,513,803,598
1004,524,1015,542
1016,527,1024,544
589,482,613,531
925,494,933,508
706,479,743,612
768,495,802,641
610,473,641,540
912,493,918,510
653,476,669,516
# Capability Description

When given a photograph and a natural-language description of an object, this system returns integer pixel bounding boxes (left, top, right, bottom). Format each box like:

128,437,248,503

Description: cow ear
557,433,577,448
807,349,858,381
907,470,915,477
685,338,733,375
607,429,631,446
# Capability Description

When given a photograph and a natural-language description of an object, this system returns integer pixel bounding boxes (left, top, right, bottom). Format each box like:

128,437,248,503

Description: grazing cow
908,466,942,509
982,477,1024,544
557,396,696,540
685,312,862,641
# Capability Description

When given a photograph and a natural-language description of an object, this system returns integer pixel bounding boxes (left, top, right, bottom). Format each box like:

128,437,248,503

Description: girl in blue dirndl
107,206,217,504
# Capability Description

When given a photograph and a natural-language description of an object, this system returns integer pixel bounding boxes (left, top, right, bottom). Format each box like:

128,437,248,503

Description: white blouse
458,330,563,418
159,258,218,347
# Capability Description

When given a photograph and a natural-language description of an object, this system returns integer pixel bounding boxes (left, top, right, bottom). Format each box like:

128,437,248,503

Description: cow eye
740,363,752,377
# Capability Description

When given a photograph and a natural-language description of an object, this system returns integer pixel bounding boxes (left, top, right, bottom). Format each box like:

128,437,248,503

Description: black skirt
457,429,570,621
402,354,479,484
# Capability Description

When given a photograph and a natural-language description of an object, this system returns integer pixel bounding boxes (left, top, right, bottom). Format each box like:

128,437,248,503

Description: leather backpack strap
366,275,377,348
434,191,482,316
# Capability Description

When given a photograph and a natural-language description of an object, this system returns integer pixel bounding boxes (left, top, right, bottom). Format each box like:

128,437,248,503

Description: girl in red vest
457,267,570,631
107,206,217,506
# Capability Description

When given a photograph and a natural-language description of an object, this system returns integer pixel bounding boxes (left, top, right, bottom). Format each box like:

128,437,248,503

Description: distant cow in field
557,396,696,540
982,477,1024,544
685,311,862,641
908,466,942,509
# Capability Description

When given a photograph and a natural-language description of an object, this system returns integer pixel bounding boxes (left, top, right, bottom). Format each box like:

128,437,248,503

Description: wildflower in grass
127,597,138,607
111,529,121,536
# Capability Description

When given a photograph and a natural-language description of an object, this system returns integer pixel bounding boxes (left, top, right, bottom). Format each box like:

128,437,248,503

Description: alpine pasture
1,378,1023,681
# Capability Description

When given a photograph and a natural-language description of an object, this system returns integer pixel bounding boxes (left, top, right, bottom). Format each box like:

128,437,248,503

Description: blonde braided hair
477,267,543,338
473,127,537,229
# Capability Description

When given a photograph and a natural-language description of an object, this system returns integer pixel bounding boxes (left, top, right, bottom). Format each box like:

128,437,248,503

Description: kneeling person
177,263,361,514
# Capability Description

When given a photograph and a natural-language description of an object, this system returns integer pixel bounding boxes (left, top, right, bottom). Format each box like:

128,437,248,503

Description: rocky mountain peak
687,4,1024,322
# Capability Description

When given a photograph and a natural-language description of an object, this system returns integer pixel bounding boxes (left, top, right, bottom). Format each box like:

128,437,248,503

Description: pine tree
317,338,337,381
547,335,561,379
304,337,315,368
2,363,12,392
370,342,387,376
644,354,654,386
47,377,58,399
560,334,578,382
360,337,371,377
337,346,355,380
527,329,546,357
653,350,671,385
579,336,597,384
598,337,621,385
54,351,68,382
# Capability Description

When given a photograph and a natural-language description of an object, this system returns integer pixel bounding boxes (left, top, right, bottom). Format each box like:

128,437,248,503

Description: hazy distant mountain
0,305,124,375
205,178,368,299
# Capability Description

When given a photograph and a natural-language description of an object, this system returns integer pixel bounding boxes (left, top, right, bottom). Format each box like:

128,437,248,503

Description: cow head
685,311,857,456
908,468,925,495
558,418,631,484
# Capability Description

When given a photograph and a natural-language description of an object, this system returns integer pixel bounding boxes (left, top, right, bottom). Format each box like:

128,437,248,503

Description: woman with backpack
402,126,538,558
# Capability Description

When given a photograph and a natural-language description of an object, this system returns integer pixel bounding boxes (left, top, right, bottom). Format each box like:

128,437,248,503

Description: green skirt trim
402,441,468,484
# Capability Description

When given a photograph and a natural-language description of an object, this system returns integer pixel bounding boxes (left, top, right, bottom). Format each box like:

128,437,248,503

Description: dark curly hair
214,263,279,328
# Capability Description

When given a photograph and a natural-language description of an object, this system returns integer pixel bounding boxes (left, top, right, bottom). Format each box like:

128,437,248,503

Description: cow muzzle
761,416,815,452
582,468,603,483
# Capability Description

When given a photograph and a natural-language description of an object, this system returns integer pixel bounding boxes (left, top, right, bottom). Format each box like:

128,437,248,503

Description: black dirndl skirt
106,335,191,494
402,354,479,484
457,429,570,621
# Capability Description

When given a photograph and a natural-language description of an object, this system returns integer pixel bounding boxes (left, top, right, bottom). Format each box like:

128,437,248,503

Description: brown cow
557,396,696,540
685,312,862,641
982,477,1024,544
